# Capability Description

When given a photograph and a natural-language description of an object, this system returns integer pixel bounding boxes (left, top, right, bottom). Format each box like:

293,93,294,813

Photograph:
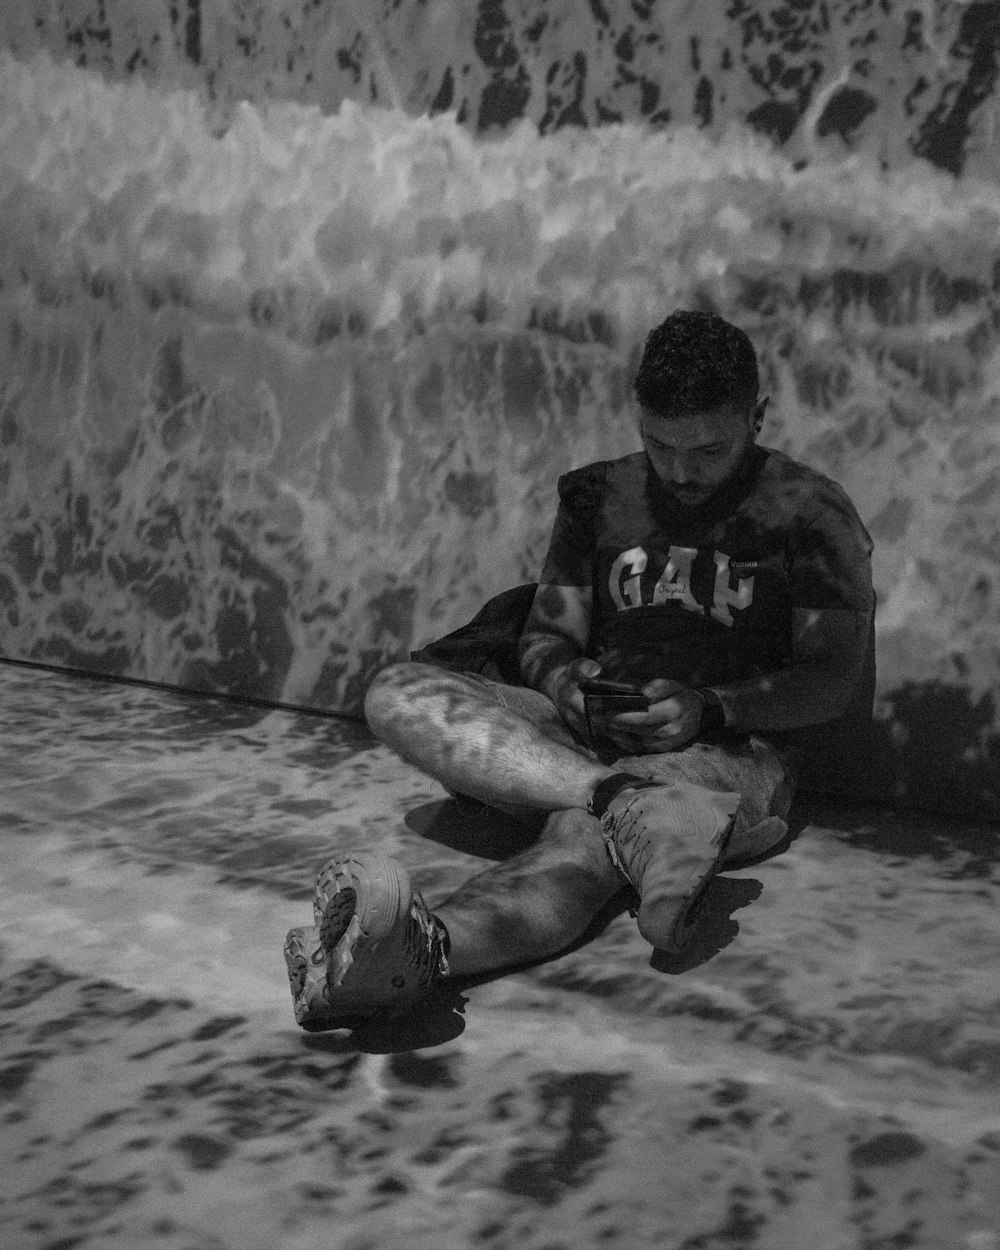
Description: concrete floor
1,661,999,1250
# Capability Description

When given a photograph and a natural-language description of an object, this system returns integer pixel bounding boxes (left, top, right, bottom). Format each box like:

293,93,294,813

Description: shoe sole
722,814,788,866
284,853,413,1032
283,926,349,1032
313,854,410,985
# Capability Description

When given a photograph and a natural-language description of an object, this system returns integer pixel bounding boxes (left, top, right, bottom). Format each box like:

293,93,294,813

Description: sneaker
723,814,788,866
283,852,451,1032
600,781,740,952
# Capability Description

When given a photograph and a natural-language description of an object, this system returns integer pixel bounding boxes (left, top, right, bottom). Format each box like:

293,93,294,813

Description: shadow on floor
301,997,471,1055
405,797,544,861
794,794,998,877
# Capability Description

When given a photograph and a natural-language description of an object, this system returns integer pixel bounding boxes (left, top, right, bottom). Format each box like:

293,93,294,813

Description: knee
365,660,477,740
363,662,425,738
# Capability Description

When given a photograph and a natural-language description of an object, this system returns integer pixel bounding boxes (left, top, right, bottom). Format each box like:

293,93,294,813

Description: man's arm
715,484,876,736
518,584,604,737
518,583,593,700
708,605,871,732
522,463,604,708
615,605,872,751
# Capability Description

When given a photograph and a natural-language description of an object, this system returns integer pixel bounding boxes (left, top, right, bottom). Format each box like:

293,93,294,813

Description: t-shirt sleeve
537,462,606,587
789,481,875,613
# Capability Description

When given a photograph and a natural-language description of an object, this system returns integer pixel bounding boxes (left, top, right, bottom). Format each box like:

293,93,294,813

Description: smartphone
579,678,649,737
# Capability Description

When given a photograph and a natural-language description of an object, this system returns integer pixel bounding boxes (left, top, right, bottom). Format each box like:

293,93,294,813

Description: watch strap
695,687,727,736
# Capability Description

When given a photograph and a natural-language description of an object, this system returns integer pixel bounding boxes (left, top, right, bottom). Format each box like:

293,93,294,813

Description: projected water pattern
1,662,998,1249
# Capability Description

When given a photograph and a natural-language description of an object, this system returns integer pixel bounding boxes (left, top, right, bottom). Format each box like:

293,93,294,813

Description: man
284,310,875,1031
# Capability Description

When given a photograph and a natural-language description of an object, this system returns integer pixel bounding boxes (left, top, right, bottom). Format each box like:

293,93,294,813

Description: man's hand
604,679,705,753
545,657,604,739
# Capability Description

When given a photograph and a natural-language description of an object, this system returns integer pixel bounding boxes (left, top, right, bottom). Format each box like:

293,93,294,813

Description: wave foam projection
3,48,998,348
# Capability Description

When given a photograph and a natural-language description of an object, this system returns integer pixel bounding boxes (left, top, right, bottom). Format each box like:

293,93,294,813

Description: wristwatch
695,687,727,736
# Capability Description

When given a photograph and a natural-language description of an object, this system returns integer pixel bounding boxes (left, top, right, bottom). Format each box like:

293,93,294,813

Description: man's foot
599,781,740,952
283,852,451,1032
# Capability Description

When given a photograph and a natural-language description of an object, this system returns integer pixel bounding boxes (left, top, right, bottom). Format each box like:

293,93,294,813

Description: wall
4,0,1000,181
0,3,998,818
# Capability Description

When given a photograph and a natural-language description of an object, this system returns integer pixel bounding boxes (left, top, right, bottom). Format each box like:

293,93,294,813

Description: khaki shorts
461,676,797,863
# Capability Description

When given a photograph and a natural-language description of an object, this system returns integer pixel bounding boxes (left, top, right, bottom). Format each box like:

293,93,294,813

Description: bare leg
364,662,616,813
432,807,625,977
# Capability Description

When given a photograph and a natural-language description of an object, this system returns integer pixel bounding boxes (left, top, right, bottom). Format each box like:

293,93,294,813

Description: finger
574,659,603,680
607,709,653,728
641,679,687,701
647,726,682,745
651,725,697,750
645,696,688,722
569,703,590,733
611,703,682,729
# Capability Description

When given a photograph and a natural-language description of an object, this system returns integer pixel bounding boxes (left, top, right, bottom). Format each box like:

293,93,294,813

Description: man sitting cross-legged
284,310,875,1031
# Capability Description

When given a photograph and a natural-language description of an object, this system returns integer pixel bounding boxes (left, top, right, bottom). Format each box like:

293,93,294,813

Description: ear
751,395,769,435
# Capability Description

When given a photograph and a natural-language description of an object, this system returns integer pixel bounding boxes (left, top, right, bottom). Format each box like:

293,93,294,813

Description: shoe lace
406,893,451,983
601,794,651,917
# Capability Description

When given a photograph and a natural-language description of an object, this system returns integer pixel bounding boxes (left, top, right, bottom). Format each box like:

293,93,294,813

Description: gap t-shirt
539,446,875,714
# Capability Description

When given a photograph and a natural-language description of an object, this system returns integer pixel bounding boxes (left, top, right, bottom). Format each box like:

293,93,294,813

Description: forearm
518,630,582,699
708,661,859,734
708,604,872,735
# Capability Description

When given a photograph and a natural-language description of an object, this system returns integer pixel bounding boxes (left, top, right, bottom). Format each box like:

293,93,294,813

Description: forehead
640,406,747,449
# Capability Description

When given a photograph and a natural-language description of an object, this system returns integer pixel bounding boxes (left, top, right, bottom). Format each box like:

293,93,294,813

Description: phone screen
581,681,649,738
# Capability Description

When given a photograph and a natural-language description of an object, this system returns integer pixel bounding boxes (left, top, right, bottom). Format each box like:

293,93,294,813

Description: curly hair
634,310,759,417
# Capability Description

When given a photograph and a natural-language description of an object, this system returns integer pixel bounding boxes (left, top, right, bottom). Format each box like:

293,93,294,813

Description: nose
668,453,695,485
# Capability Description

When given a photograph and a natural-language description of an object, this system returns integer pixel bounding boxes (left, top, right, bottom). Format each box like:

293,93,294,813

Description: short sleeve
789,481,875,613
537,462,606,587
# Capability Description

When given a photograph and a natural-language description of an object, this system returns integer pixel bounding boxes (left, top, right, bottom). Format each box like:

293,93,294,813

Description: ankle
587,771,655,818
